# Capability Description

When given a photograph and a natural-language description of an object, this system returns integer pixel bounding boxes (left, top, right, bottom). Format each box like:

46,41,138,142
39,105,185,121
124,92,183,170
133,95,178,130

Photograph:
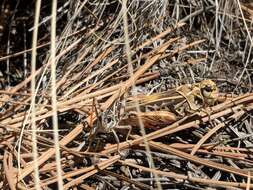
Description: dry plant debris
0,0,253,189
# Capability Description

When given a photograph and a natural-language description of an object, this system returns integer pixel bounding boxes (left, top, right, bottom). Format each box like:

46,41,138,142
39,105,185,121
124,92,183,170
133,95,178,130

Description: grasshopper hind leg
111,129,121,155
111,125,132,157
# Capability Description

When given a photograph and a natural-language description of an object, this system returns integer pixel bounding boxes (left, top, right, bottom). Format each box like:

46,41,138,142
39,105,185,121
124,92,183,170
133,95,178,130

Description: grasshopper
87,80,218,153
121,80,219,128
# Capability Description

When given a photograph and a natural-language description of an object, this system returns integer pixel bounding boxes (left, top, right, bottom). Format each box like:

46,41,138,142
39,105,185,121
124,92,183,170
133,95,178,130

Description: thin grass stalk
50,0,63,188
19,0,42,189
121,0,162,189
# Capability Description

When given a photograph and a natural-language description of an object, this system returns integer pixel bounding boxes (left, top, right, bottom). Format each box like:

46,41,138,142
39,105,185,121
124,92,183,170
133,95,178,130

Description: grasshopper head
200,80,218,105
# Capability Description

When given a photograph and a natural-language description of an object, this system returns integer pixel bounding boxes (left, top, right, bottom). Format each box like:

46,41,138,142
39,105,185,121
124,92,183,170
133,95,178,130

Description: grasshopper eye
203,85,213,92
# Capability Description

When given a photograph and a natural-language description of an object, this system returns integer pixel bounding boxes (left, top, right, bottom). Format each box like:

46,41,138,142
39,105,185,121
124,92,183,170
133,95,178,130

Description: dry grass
0,0,253,189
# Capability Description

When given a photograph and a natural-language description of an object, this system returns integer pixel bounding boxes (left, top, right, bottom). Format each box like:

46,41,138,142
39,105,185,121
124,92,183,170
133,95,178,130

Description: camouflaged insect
174,80,218,116
122,80,219,127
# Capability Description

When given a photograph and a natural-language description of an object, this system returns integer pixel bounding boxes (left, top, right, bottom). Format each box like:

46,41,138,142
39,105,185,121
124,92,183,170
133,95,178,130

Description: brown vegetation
0,0,253,189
